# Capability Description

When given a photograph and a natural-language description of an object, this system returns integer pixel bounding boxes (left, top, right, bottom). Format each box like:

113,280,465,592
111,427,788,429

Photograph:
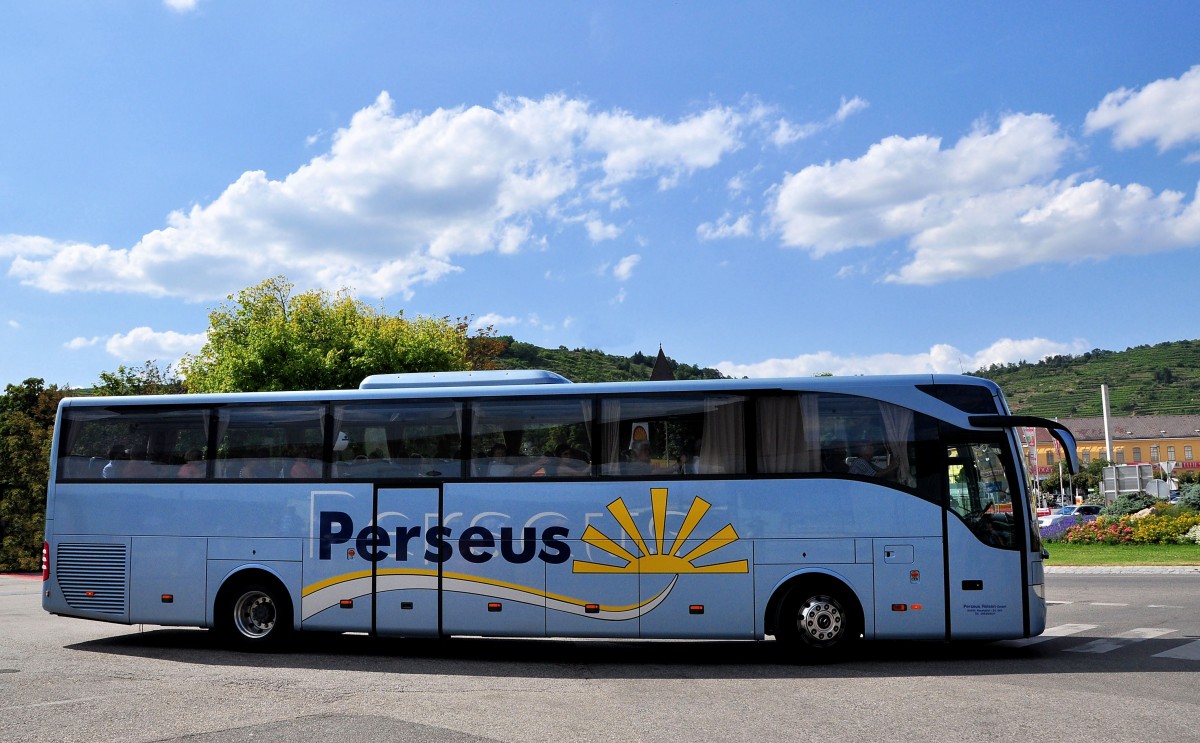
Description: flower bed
1051,513,1200,545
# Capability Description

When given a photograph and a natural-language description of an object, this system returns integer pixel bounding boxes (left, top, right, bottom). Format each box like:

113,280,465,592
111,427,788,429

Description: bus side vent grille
56,543,128,615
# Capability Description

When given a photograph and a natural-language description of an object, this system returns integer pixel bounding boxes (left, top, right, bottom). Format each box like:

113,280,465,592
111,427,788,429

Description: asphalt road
2,571,1198,743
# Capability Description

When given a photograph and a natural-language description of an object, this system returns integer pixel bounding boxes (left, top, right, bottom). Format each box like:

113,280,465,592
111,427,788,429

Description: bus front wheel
775,581,859,658
217,578,293,651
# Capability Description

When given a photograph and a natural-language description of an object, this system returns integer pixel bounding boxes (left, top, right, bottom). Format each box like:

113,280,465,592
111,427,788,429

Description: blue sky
3,1,1200,388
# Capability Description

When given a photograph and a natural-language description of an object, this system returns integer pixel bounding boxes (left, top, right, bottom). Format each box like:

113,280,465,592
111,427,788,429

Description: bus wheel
776,582,859,658
217,579,292,651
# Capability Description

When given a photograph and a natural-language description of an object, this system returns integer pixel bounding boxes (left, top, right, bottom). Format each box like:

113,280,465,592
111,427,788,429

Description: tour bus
41,371,1077,657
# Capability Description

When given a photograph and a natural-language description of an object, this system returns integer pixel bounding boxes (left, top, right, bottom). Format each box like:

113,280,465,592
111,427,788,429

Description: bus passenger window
600,394,744,476
215,405,325,480
56,406,211,481
332,401,463,479
470,399,592,478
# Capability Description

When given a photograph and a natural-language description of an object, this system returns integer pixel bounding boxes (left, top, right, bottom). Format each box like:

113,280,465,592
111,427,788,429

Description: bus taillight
42,542,49,581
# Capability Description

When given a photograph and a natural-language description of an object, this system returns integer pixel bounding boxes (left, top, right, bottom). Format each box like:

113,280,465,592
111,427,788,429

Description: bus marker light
347,548,356,559
891,604,908,612
401,602,413,610
911,604,923,610
910,570,920,583
689,605,704,615
585,604,600,614
161,594,173,603
340,599,354,609
85,591,95,598
42,542,49,581
488,602,502,612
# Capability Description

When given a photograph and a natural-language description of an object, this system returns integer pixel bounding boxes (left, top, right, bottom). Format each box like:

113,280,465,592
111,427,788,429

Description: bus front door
944,440,1028,639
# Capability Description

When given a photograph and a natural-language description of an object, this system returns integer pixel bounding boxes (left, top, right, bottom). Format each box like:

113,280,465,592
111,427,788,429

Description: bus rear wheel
217,579,292,651
776,582,859,659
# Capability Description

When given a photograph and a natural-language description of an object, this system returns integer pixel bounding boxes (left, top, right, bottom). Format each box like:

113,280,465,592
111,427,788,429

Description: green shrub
1180,483,1200,511
1102,492,1157,517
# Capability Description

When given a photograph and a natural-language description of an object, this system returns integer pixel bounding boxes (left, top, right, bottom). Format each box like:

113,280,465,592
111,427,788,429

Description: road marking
1000,623,1096,647
1066,627,1176,654
1088,602,1128,607
1148,605,1185,609
1153,640,1200,661
1046,600,1072,606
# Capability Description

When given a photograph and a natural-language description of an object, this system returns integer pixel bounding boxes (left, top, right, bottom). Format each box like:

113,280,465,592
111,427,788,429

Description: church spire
650,345,675,381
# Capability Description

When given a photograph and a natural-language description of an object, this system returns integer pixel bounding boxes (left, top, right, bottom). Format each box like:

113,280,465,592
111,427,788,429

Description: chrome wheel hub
233,591,276,639
797,596,844,644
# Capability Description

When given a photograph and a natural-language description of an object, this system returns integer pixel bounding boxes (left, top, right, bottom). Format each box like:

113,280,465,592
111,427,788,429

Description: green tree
1041,458,1111,498
178,276,497,392
95,360,184,396
0,379,66,571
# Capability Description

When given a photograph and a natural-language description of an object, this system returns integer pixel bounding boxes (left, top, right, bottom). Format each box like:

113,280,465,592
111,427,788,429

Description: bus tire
775,579,860,659
216,576,293,651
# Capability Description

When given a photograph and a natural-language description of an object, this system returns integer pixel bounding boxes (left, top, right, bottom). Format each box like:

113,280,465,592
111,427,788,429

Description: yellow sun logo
573,488,748,574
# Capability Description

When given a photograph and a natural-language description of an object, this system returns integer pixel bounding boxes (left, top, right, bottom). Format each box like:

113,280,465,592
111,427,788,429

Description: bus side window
470,398,592,478
756,394,819,474
215,405,325,481
57,406,210,481
600,394,745,476
332,401,463,479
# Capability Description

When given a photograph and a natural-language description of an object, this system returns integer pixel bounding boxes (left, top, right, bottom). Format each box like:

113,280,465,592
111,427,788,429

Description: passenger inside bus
845,442,899,479
101,445,128,479
178,449,205,478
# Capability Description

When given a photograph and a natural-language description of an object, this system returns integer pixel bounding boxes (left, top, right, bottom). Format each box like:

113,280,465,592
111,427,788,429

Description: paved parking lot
3,572,1198,742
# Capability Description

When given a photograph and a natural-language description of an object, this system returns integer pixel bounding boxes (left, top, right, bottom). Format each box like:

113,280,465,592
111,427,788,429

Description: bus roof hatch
359,370,573,390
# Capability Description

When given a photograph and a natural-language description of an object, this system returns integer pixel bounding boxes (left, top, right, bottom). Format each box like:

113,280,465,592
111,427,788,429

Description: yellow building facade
1028,414,1200,477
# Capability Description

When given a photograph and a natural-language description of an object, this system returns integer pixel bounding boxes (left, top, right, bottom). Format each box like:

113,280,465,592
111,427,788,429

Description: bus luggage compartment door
439,483,548,637
871,538,945,639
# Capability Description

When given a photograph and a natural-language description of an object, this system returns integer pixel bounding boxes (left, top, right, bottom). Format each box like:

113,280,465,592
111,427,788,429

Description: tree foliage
1041,458,1111,497
0,379,66,571
496,339,726,383
95,361,184,396
177,277,498,392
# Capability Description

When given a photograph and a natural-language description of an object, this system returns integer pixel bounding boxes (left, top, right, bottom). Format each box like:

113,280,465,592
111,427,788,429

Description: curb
1045,566,1200,574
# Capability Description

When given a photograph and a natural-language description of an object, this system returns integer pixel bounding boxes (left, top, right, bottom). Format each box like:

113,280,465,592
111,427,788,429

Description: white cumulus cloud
6,93,747,302
1085,65,1200,152
768,112,1200,284
716,337,1088,378
612,254,641,281
585,218,622,242
65,336,101,350
104,327,207,363
471,313,519,331
771,96,869,146
697,212,753,241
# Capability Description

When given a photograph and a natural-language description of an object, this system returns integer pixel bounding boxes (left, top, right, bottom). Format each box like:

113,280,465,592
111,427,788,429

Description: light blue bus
41,370,1077,657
